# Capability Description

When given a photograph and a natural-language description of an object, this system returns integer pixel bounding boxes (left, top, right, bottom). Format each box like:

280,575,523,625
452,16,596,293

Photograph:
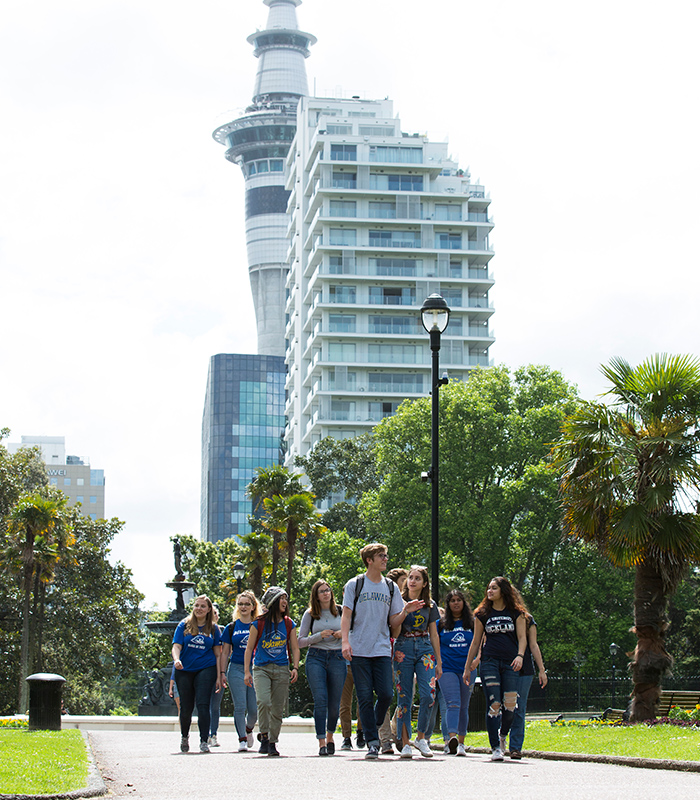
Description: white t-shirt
342,574,404,658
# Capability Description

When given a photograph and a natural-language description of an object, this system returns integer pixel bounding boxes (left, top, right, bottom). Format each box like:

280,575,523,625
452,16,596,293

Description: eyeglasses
318,587,332,594
378,554,389,560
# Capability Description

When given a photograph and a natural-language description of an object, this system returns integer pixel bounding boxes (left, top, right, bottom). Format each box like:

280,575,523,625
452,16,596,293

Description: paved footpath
89,731,700,800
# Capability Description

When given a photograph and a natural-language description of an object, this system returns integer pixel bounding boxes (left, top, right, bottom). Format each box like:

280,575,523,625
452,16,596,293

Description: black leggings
174,665,217,742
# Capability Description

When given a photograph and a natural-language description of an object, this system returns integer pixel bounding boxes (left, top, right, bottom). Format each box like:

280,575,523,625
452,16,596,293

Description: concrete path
89,731,700,800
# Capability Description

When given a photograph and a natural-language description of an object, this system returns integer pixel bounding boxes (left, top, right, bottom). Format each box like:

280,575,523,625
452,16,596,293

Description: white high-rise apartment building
283,96,495,461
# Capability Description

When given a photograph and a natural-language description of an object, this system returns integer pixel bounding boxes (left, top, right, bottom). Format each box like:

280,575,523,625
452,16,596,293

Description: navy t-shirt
399,600,439,637
221,619,252,666
438,621,474,674
173,620,222,671
478,607,521,662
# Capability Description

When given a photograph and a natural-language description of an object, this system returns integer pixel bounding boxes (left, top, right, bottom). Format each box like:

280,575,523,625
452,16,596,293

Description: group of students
170,541,546,760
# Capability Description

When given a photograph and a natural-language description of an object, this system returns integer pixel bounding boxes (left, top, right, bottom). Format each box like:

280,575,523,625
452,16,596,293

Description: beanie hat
261,586,286,608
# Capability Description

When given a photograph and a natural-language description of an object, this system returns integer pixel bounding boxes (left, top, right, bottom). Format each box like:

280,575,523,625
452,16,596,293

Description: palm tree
262,493,326,597
552,354,700,721
4,492,73,712
246,466,304,585
238,530,272,598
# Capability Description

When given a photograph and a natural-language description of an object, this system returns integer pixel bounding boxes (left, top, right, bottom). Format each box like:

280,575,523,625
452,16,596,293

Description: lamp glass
421,307,449,333
233,562,245,581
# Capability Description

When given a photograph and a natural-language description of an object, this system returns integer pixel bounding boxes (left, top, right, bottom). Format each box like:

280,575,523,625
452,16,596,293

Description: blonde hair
233,590,260,621
184,595,215,636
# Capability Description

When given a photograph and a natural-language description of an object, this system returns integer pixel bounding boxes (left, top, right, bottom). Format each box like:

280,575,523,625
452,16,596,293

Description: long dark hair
259,592,289,637
474,576,527,619
441,589,473,631
309,580,339,619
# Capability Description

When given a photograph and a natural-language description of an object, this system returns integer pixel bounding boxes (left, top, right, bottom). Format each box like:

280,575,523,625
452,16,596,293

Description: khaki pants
339,669,361,738
253,663,290,744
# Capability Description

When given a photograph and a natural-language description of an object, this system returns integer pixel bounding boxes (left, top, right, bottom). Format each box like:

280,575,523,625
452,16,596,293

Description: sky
2,0,699,609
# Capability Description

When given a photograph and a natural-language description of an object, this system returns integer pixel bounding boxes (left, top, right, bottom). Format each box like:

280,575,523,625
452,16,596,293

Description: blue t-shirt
438,621,474,674
254,618,296,667
221,619,253,666
399,601,439,637
173,620,222,671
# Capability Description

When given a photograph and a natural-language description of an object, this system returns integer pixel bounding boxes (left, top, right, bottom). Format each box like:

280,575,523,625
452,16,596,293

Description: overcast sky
2,0,698,609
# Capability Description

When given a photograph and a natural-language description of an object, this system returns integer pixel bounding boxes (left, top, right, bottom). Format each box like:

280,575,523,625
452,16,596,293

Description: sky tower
212,0,316,357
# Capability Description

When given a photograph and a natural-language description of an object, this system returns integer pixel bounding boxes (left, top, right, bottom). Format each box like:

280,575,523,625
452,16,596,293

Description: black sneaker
180,736,189,753
448,736,459,755
259,738,269,754
356,731,365,749
268,742,280,757
365,744,379,760
326,742,335,755
319,745,328,756
341,737,353,751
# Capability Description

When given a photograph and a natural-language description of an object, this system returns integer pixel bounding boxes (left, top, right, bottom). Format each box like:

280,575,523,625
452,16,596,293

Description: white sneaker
209,735,219,747
491,746,504,761
443,743,450,754
200,741,211,753
400,743,413,759
414,738,433,758
457,743,467,757
238,739,247,752
499,734,507,753
247,731,254,748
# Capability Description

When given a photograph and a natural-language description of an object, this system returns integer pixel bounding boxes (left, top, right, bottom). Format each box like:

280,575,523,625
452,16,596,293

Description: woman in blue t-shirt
463,576,527,762
172,595,222,753
438,589,478,756
390,565,443,759
244,586,300,757
220,590,260,752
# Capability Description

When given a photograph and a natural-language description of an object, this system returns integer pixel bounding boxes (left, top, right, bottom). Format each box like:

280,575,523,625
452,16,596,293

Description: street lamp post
609,642,620,707
233,561,246,595
420,294,450,603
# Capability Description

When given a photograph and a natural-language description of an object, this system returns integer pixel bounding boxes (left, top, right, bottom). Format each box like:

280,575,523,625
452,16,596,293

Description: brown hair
401,565,432,608
184,595,215,636
359,542,388,566
309,580,339,619
233,590,260,622
387,568,408,586
474,576,528,619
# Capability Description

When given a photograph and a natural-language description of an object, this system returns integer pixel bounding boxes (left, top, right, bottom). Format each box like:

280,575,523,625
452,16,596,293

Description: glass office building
201,353,285,542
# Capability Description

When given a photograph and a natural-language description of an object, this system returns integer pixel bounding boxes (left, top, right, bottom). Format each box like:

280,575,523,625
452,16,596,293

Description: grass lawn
463,720,700,761
0,729,88,795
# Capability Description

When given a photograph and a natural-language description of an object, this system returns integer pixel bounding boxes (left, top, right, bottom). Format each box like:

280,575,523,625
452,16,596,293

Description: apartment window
368,344,418,363
76,496,84,503
359,125,395,137
64,478,72,486
328,343,357,362
329,314,356,332
368,401,401,420
369,146,422,163
369,286,416,306
332,171,357,189
370,174,423,191
368,373,423,393
369,315,415,334
330,400,355,421
368,201,396,219
435,204,461,221
77,478,85,486
331,144,357,161
441,288,463,307
49,478,58,486
329,285,356,303
368,230,421,248
328,370,357,390
437,233,462,249
329,200,357,217
90,496,97,504
329,228,357,246
326,125,352,134
370,257,419,276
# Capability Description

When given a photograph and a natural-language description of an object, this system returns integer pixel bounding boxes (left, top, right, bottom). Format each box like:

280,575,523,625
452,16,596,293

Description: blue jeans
425,682,448,741
480,657,520,749
509,673,533,751
394,636,436,739
227,661,258,739
174,665,217,743
305,648,347,739
209,677,224,736
350,656,393,747
439,669,475,736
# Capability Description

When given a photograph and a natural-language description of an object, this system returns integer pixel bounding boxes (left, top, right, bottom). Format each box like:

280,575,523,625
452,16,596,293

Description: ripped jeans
394,636,437,740
479,657,519,749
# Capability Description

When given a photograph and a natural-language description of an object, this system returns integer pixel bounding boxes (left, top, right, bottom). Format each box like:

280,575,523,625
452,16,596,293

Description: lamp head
420,294,450,334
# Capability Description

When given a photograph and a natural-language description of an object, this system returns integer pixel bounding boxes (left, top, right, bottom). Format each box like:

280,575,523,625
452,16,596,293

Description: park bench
601,689,700,721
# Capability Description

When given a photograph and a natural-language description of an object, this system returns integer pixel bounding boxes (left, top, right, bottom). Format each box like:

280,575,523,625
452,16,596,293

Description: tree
295,433,378,538
261,492,326,597
552,354,700,721
359,365,579,593
246,466,304,585
4,492,73,712
237,529,272,598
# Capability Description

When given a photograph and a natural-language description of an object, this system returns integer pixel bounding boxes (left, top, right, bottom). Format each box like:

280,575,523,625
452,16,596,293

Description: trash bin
26,673,66,730
468,676,487,732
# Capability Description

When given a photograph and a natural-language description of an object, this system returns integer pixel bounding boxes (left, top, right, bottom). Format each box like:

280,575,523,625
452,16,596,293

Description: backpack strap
350,575,396,630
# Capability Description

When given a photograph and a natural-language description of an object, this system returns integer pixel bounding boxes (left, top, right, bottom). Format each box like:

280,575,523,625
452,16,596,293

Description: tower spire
212,0,315,357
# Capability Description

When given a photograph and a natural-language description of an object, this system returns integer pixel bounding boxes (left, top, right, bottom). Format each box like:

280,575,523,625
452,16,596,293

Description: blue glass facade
201,353,285,543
